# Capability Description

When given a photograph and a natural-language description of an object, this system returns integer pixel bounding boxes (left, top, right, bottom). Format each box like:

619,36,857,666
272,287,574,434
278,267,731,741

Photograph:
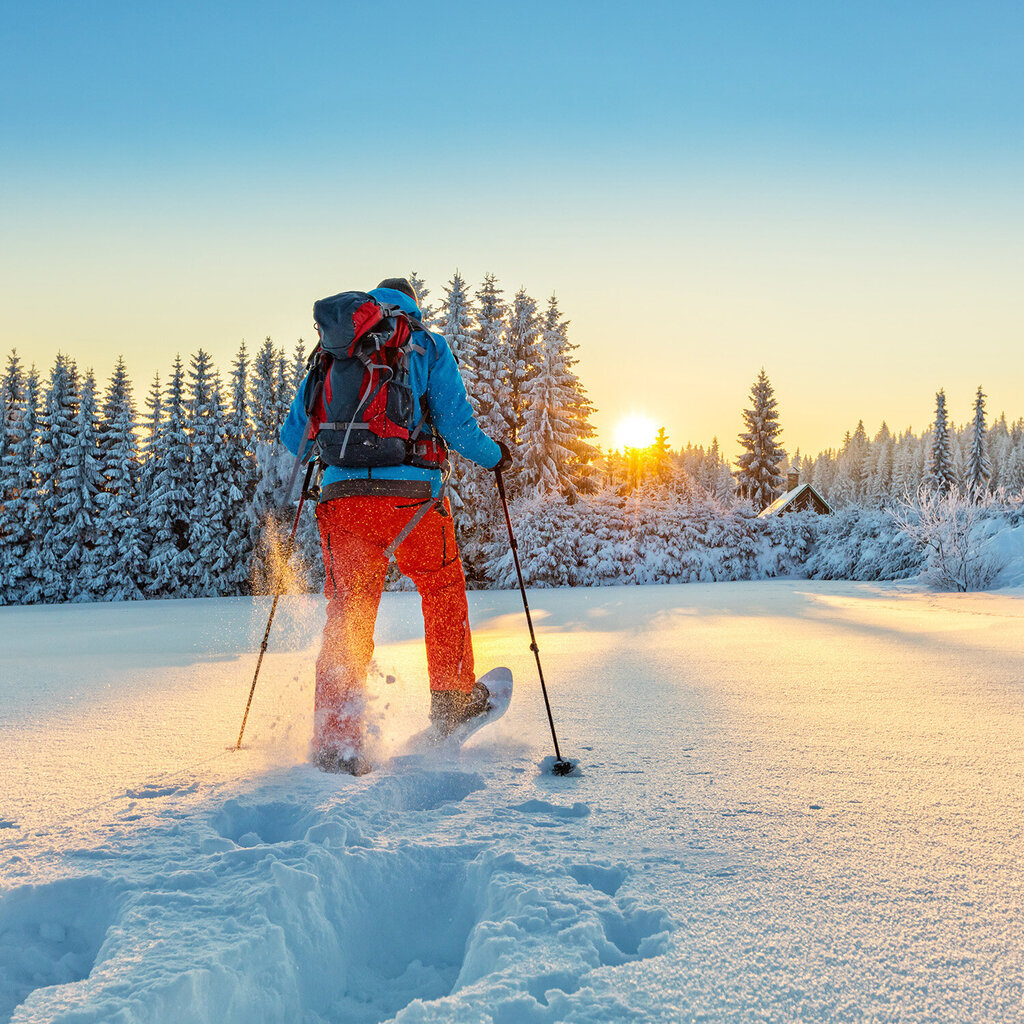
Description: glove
493,440,513,474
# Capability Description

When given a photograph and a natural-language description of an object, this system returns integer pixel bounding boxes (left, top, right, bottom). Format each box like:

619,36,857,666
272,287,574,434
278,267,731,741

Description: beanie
376,277,417,302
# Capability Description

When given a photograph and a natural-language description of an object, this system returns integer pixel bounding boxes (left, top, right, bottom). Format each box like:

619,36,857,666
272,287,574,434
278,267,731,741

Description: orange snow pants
314,494,475,753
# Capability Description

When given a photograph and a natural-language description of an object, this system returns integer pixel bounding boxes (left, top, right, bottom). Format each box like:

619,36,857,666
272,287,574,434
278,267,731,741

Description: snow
3,581,1024,1022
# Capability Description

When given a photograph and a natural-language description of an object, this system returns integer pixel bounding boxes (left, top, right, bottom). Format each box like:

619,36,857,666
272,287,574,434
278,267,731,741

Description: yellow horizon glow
614,413,658,452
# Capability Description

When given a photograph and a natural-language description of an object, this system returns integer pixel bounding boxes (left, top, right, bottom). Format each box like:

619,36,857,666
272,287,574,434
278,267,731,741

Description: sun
614,413,658,451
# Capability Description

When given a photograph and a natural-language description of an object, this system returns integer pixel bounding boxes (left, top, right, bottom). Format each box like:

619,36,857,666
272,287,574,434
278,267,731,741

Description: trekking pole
234,461,317,751
495,468,576,776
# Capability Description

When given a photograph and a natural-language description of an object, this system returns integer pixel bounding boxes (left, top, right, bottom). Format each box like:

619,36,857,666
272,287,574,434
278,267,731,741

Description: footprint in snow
511,799,591,819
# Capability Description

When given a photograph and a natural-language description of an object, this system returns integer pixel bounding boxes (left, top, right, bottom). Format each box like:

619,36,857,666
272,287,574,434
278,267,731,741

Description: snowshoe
313,747,372,776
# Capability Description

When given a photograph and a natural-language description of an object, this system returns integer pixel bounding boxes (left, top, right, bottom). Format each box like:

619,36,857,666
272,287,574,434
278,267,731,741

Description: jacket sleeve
425,333,502,469
279,374,313,457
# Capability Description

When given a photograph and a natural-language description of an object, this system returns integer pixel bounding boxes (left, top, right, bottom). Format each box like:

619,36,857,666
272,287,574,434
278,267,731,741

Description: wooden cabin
757,471,833,517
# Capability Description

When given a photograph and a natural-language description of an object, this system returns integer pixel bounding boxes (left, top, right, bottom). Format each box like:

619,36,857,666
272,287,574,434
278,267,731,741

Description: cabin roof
757,482,833,517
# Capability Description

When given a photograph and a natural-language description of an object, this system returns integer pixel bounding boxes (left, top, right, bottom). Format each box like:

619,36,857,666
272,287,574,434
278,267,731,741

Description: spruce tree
506,287,541,446
0,353,28,602
454,275,514,580
470,274,513,441
184,350,226,597
542,294,598,494
147,357,193,597
223,342,259,594
735,368,785,512
439,271,476,365
95,359,146,600
408,271,436,326
37,355,80,602
651,428,672,485
927,389,956,495
62,370,103,601
1,366,43,603
520,294,596,496
251,338,280,445
968,386,991,496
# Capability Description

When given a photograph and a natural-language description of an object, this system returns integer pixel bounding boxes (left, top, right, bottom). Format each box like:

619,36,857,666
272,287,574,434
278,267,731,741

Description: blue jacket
279,287,502,498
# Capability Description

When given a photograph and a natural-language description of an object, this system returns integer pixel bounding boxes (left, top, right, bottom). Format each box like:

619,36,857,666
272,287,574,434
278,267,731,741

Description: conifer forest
2,272,1023,604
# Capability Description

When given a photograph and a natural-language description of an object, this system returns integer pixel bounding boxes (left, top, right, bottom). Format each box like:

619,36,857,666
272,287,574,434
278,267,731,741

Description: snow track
1,765,670,1024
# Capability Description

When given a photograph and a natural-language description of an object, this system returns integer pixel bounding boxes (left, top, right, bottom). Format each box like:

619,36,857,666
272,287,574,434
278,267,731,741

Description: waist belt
318,479,434,503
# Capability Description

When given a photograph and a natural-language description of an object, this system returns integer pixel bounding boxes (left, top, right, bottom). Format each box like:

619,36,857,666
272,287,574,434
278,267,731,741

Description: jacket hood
369,287,422,320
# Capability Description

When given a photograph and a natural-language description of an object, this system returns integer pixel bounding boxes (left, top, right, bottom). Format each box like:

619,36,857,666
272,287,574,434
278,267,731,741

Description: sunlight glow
614,414,658,451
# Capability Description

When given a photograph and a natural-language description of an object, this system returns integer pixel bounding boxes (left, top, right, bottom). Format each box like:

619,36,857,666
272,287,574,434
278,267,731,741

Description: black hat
376,277,417,302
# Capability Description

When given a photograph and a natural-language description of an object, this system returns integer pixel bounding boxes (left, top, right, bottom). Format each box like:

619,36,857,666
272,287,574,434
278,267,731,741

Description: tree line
0,272,598,604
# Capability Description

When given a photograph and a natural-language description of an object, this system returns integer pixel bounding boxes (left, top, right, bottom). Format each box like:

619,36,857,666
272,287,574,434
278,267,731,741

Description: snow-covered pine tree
248,337,306,592
275,346,292,428
0,353,26,604
183,350,228,598
223,342,259,594
251,338,280,445
865,424,894,507
540,294,598,495
1,365,42,603
94,359,146,601
841,420,870,501
506,287,541,448
968,386,991,497
651,428,672,486
408,271,436,327
454,275,514,581
520,295,584,496
37,355,81,602
61,370,103,602
735,368,785,512
439,271,476,365
927,389,956,495
147,357,193,598
290,340,307,390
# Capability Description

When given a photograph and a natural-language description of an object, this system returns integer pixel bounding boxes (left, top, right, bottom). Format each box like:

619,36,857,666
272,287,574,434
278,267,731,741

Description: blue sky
3,1,1023,454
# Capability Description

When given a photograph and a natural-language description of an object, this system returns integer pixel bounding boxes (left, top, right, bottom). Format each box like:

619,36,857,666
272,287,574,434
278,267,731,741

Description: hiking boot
429,680,491,739
313,747,372,776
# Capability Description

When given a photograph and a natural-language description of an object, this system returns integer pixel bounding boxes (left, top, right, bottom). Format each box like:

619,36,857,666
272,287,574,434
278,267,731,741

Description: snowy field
2,581,1024,1023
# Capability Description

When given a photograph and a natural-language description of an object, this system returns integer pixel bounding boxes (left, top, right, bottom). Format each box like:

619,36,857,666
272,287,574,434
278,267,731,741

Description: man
280,277,511,775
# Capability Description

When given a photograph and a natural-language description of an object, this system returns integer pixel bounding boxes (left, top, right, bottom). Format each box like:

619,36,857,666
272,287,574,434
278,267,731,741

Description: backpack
300,291,448,470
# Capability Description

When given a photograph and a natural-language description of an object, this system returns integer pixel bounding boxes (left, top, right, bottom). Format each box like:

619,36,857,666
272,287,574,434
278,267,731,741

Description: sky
3,1,1023,460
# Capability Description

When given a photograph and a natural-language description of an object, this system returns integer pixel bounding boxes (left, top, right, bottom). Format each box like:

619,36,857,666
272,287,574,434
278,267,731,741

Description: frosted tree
452,274,514,580
735,368,785,512
438,271,476,365
290,339,307,390
927,389,956,495
967,386,991,496
408,271,436,327
650,428,672,485
506,287,541,446
184,350,228,597
0,366,42,603
0,353,27,603
540,295,598,495
61,370,104,602
94,359,145,600
146,357,193,597
223,342,259,593
841,420,870,500
520,300,578,495
37,355,80,602
251,338,280,445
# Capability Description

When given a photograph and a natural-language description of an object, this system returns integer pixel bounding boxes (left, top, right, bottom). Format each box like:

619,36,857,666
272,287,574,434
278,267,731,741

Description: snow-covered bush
890,487,1017,592
486,490,814,588
805,506,924,581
